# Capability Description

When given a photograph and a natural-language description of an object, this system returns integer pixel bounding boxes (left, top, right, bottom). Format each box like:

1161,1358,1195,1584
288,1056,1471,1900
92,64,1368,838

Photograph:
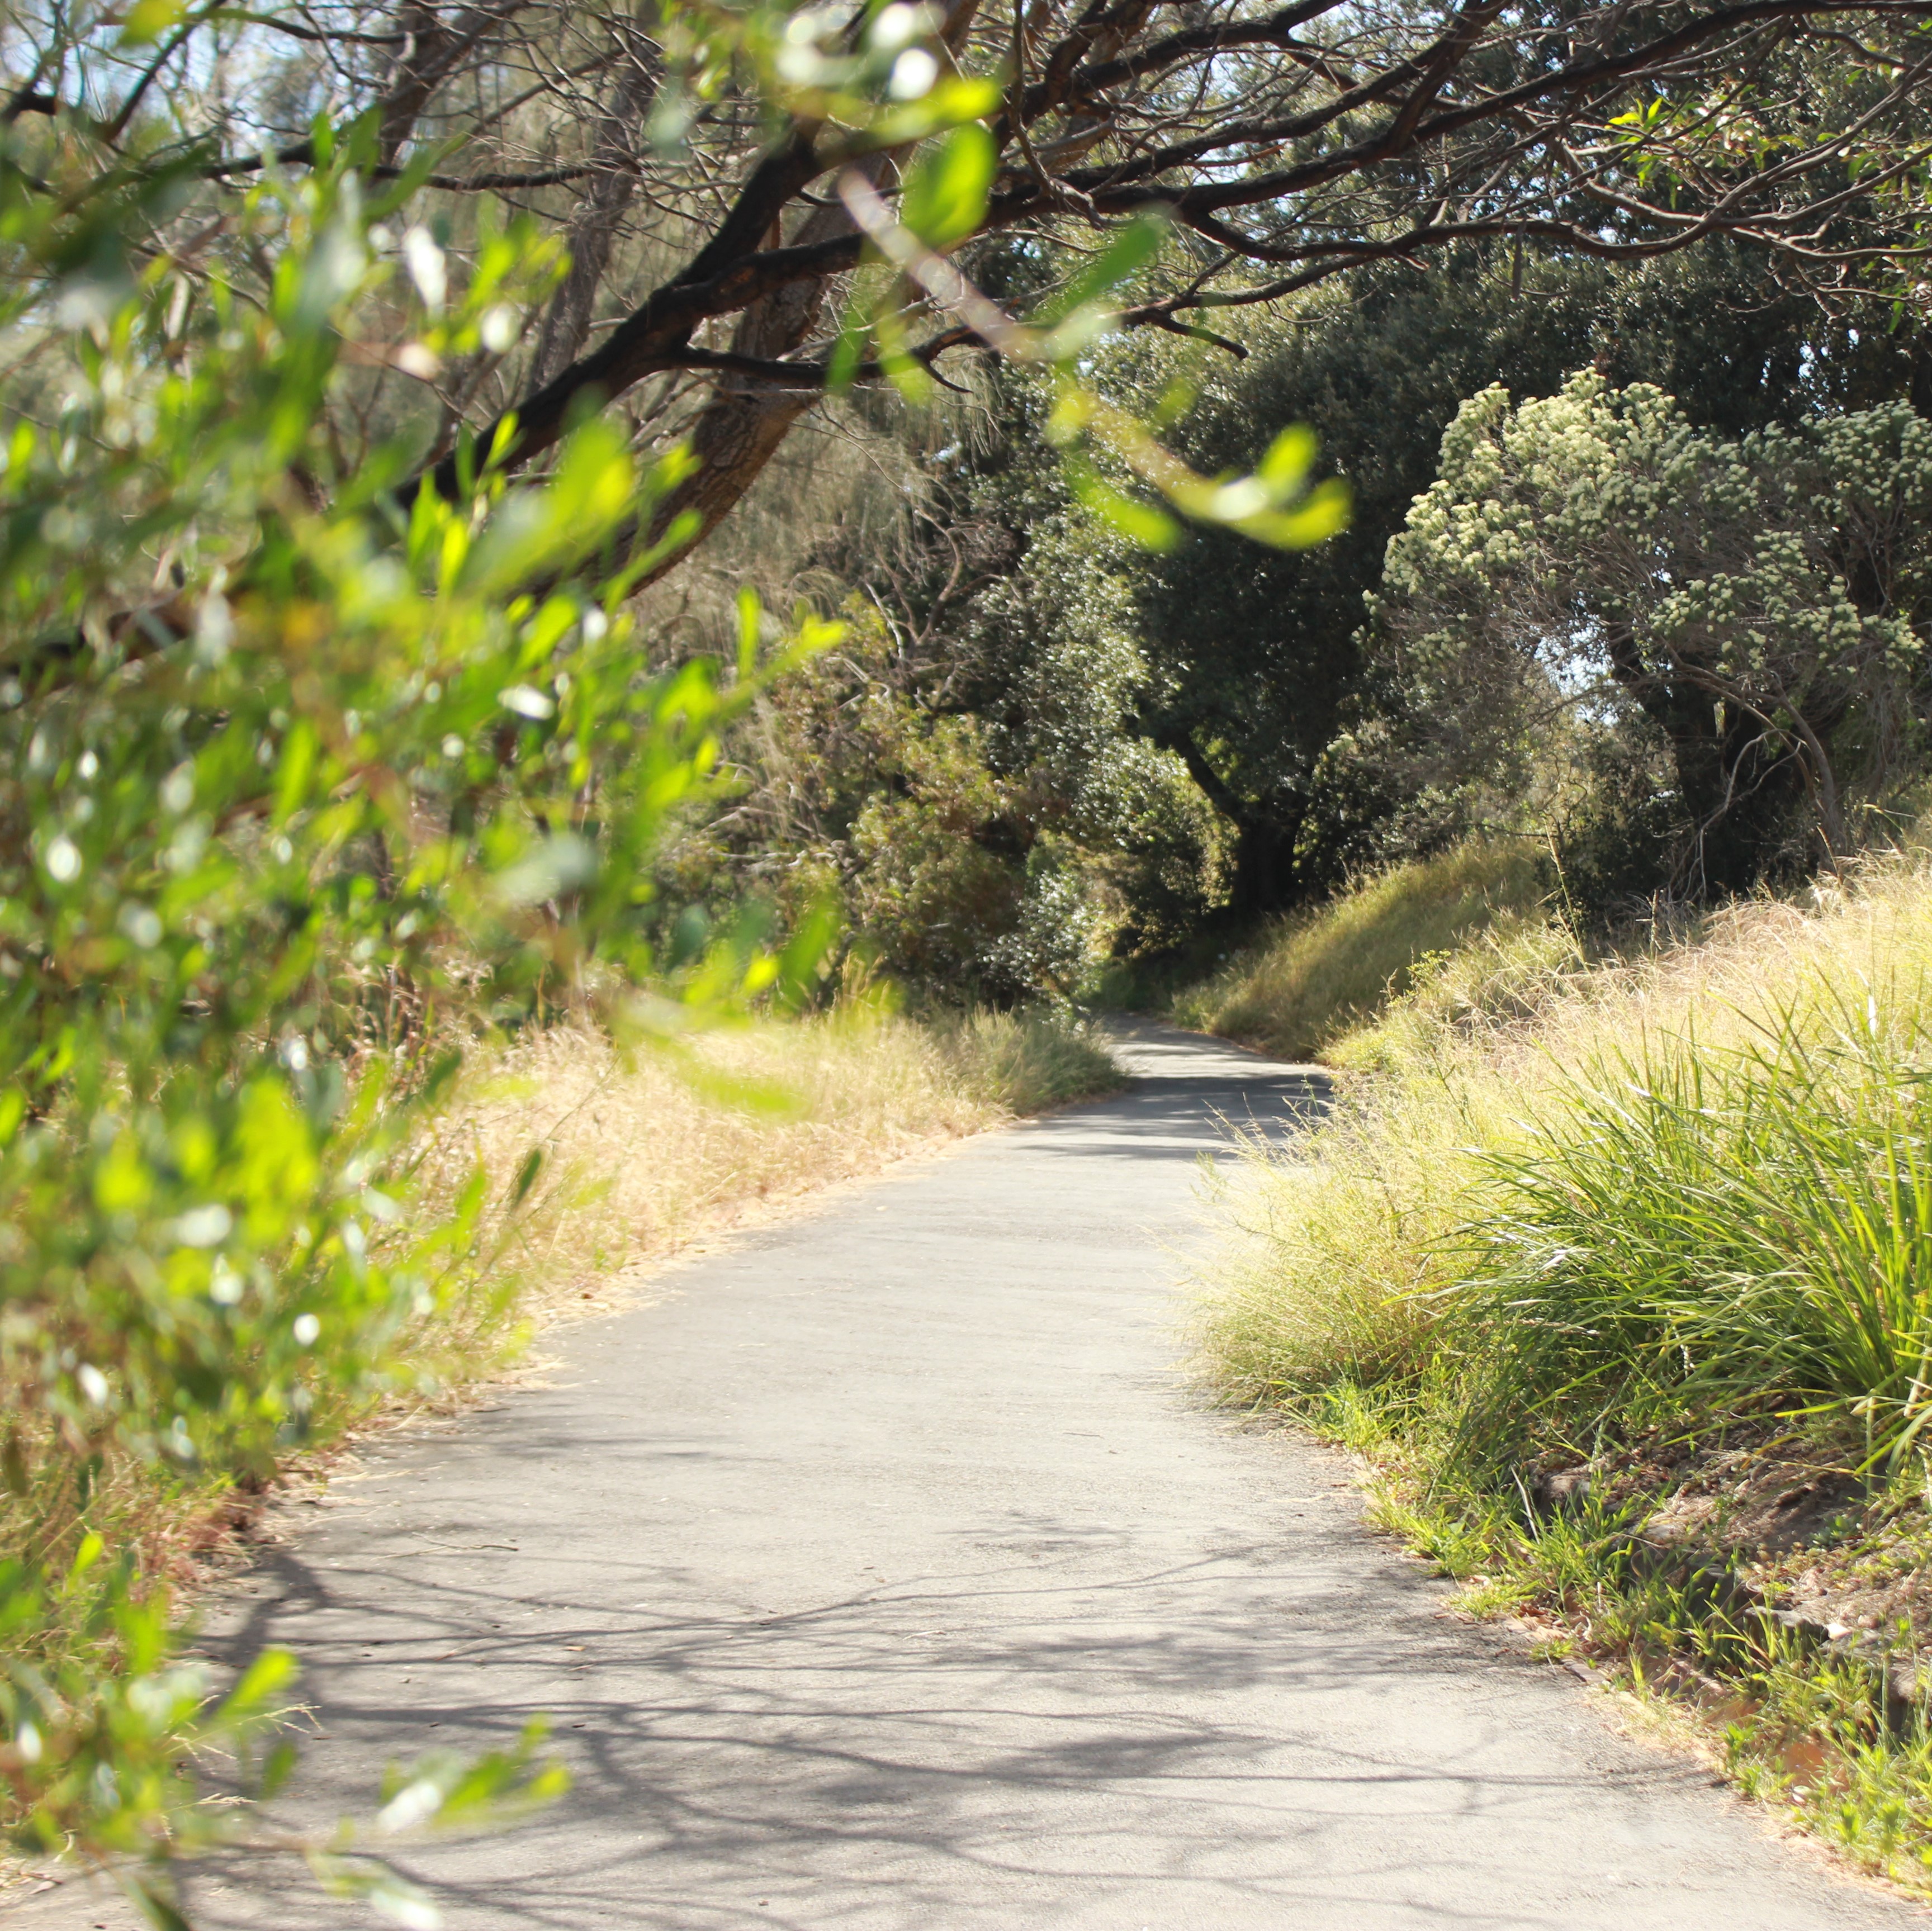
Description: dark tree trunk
1156,725,1308,918
1601,624,1811,897
1226,812,1306,919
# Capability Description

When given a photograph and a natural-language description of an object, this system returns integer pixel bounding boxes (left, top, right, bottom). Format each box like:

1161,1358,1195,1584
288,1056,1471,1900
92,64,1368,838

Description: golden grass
1196,846,1932,1416
415,1003,1119,1345
1193,846,1932,1894
1171,840,1551,1059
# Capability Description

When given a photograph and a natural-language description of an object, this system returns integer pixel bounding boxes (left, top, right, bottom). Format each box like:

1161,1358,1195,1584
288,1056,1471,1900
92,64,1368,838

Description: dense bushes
0,137,836,1909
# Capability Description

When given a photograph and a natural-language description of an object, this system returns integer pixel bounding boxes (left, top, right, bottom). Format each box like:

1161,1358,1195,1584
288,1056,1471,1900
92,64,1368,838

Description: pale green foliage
0,129,826,1917
1373,372,1932,859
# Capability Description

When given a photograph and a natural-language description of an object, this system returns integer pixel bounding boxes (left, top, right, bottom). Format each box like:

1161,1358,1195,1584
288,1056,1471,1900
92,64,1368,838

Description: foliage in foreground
1,70,1162,1917
1195,849,1932,1885
0,131,839,1919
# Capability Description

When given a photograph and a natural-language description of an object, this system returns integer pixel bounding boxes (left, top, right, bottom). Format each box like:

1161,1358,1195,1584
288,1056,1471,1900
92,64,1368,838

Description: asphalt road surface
22,1024,1921,1930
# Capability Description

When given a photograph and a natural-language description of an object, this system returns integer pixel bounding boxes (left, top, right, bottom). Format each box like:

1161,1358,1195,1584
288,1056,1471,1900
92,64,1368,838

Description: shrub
0,129,825,1912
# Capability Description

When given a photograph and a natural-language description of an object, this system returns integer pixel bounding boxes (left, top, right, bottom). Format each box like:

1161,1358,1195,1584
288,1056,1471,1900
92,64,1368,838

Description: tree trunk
528,17,659,390
627,170,888,592
1156,725,1306,919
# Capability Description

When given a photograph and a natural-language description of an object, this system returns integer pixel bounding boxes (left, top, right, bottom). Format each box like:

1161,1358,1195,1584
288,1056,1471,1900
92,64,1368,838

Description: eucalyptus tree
12,1,1932,592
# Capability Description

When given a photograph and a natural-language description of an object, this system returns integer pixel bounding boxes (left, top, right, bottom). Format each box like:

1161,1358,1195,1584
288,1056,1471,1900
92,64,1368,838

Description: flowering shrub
1371,371,1932,888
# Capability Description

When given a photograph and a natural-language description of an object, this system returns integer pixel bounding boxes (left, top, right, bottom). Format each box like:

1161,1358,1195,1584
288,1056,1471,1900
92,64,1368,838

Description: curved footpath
29,1026,1923,1929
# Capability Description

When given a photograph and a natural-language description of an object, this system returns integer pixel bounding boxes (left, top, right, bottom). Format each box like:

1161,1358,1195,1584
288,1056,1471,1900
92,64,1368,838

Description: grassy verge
1170,840,1551,1057
415,1002,1120,1345
1195,853,1932,1891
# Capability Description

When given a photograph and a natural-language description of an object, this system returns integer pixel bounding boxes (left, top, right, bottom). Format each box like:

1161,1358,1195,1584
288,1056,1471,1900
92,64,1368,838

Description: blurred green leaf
900,124,997,250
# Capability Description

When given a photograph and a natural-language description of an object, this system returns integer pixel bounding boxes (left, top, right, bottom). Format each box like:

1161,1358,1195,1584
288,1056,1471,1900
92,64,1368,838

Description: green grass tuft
1192,850,1932,1890
929,1004,1124,1113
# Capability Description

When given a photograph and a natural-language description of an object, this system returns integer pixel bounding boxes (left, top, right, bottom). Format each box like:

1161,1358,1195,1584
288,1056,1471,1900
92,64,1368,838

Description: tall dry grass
1172,840,1551,1058
413,1004,1119,1347
1197,852,1932,1443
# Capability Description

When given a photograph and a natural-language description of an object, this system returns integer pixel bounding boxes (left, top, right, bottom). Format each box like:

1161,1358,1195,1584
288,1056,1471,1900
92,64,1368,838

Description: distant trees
825,241,1912,941
1370,373,1932,891
15,2,1932,585
1124,241,1932,917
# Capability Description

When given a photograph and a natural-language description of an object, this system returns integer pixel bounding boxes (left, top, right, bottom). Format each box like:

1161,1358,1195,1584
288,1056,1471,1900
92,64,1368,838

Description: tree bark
627,160,896,591
528,15,660,390
1156,725,1306,918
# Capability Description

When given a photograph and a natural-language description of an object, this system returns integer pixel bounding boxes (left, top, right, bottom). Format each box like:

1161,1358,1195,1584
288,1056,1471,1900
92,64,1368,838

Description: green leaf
507,1145,543,1209
1069,463,1181,552
274,721,316,823
899,124,996,249
1039,215,1167,345
221,1646,299,1720
64,1533,104,1592
870,77,1003,146
1257,424,1318,497
735,586,762,682
258,1739,300,1800
1236,476,1353,549
123,1876,194,1931
364,1873,442,1930
826,297,869,396
119,0,187,47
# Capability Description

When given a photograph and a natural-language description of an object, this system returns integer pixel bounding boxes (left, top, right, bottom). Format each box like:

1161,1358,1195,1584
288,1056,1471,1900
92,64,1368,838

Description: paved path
27,1026,1921,1929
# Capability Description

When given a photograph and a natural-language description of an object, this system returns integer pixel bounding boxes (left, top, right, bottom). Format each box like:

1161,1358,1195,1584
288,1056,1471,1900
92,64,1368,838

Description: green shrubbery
0,129,826,1916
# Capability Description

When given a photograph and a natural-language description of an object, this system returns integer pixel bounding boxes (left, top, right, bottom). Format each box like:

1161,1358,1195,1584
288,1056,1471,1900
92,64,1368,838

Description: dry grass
1193,843,1932,1892
1196,860,1932,1407
1171,840,1551,1059
413,1003,1119,1346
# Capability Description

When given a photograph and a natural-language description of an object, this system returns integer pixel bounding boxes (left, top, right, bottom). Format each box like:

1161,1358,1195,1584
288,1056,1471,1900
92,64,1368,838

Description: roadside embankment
1194,847,1932,1891
413,1003,1123,1351
1171,839,1549,1059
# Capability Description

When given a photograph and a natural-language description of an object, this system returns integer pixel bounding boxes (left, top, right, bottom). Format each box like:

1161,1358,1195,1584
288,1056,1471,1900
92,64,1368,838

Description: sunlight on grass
1172,841,1551,1058
419,1004,1120,1340
1193,841,1932,1889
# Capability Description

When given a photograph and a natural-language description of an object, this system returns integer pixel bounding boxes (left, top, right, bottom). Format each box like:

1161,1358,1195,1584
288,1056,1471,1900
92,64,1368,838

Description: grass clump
1172,840,1550,1058
1195,852,1932,1890
928,1005,1123,1114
